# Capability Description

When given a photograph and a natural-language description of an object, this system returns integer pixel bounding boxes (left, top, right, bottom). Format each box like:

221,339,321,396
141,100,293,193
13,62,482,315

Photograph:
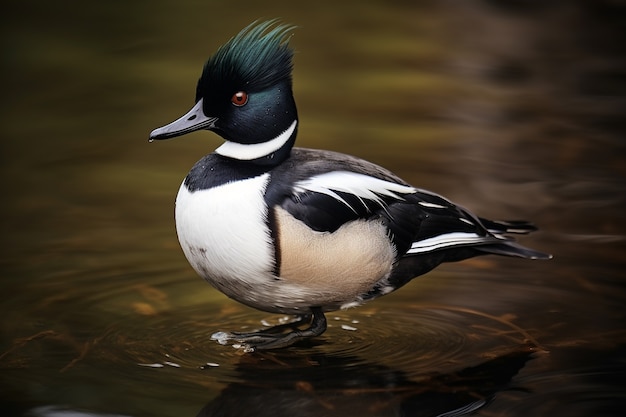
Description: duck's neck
215,118,298,166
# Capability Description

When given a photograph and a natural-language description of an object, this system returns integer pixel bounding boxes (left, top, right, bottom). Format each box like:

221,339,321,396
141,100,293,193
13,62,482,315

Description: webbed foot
211,307,327,352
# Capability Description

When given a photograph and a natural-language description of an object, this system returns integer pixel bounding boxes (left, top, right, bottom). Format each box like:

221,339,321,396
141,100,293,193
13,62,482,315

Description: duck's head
150,20,298,165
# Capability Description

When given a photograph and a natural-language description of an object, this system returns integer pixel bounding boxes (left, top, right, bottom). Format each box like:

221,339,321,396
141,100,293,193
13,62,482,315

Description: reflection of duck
150,20,551,351
196,349,534,417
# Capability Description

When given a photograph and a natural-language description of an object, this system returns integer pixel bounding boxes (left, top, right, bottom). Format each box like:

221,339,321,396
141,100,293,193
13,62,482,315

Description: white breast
174,172,399,314
175,173,276,300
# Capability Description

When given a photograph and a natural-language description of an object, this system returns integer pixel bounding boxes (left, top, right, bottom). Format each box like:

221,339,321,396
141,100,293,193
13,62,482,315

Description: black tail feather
477,241,553,260
480,219,539,235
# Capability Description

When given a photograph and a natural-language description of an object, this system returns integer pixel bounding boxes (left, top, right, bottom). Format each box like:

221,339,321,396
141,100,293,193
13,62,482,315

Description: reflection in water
197,348,533,417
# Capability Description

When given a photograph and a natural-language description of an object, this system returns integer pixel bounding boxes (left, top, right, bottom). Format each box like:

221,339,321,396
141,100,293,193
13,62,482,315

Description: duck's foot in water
211,307,327,352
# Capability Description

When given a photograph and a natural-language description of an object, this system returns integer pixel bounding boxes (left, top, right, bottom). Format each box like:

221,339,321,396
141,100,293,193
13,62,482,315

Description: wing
263,148,422,252
266,148,549,261
286,170,416,230
401,189,551,259
403,191,503,255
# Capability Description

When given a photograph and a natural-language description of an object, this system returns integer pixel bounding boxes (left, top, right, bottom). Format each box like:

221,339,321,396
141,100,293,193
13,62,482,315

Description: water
1,1,625,416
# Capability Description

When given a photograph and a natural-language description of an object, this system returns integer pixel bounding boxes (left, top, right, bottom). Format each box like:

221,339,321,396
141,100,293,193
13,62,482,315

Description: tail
476,241,552,260
480,218,539,235
478,219,552,260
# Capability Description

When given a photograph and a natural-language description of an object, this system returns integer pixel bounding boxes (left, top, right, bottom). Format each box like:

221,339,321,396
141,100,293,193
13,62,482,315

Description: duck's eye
231,91,248,106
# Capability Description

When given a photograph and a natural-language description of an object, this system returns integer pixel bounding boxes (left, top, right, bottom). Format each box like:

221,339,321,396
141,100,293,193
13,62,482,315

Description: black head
150,20,299,165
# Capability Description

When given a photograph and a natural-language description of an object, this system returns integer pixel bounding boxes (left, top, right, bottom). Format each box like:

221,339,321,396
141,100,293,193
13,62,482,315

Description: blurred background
1,0,624,416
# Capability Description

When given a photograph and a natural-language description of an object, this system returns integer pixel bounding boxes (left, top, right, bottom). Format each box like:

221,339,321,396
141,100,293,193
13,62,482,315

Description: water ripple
92,302,542,385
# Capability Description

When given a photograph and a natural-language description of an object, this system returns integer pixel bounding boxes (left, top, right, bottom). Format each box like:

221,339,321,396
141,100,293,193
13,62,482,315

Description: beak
149,99,217,141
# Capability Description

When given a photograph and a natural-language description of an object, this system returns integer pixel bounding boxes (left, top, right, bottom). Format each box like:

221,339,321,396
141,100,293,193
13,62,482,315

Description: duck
150,20,551,351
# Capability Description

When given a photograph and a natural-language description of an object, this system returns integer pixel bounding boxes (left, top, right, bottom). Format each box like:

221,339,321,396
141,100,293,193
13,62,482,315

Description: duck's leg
231,312,313,337
213,307,327,351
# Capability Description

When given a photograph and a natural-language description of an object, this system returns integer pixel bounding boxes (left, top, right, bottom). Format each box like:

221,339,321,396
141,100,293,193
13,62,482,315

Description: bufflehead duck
150,20,551,351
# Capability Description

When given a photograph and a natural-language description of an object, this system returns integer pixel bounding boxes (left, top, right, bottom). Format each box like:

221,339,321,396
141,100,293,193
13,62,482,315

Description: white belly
175,174,277,305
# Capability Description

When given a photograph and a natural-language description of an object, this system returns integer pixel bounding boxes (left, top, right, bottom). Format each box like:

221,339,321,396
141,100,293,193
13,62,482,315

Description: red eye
231,91,248,106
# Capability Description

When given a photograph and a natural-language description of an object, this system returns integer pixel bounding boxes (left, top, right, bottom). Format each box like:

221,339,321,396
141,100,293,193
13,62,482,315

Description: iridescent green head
150,20,299,165
197,20,295,101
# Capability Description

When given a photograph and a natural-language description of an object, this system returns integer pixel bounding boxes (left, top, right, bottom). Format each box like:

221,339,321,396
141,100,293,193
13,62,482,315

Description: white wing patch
292,171,416,213
407,232,491,254
418,201,448,209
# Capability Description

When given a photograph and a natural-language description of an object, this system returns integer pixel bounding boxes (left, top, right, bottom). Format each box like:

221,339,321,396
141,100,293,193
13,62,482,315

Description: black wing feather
266,147,551,261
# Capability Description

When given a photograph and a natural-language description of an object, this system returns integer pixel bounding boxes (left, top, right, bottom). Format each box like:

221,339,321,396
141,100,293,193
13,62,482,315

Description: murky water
1,1,625,416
